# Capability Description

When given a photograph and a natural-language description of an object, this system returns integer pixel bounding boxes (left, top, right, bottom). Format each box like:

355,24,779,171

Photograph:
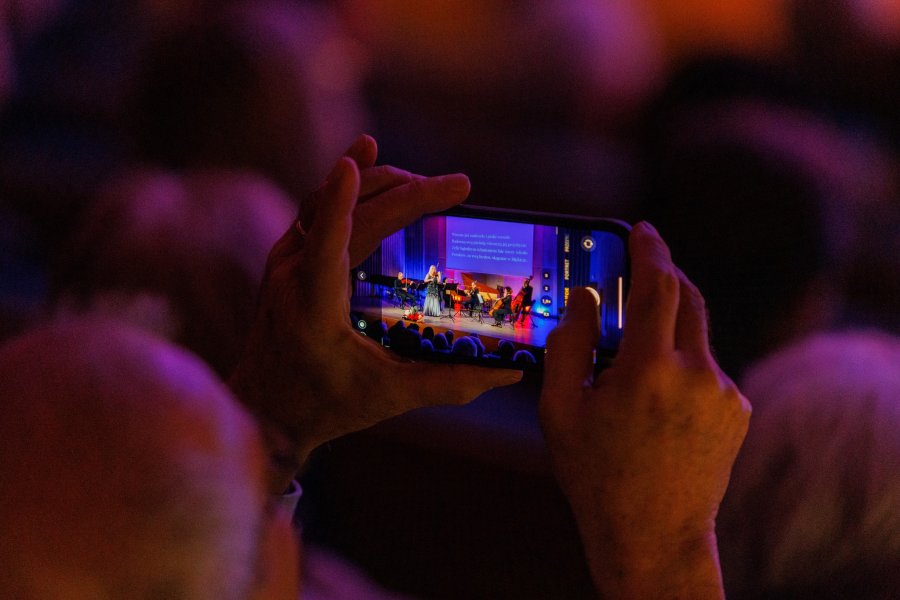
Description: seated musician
514,276,534,324
464,281,481,315
393,271,414,306
491,286,514,326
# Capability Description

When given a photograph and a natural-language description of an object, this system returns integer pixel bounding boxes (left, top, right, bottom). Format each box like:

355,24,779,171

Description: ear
249,506,301,600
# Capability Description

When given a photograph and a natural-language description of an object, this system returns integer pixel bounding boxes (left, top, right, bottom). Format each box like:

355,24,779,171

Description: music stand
452,286,470,318
467,293,485,323
408,281,426,307
476,296,495,325
440,283,458,320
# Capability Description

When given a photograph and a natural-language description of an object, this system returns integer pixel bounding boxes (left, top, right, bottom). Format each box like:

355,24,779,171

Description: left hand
229,137,522,489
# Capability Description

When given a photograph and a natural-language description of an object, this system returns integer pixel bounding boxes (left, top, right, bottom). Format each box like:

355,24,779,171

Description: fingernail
344,135,368,160
438,173,471,195
637,221,659,235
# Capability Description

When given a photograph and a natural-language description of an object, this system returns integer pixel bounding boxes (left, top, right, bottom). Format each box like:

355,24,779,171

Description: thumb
540,287,600,423
406,361,523,407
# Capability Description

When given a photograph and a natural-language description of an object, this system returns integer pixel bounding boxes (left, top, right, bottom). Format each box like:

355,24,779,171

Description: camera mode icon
581,236,596,252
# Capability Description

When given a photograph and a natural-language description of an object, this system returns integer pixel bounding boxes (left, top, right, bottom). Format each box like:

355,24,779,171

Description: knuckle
370,165,400,181
369,165,391,178
407,177,428,196
648,266,680,299
727,385,753,418
685,280,707,311
390,166,415,182
709,373,752,419
659,267,680,294
702,367,733,397
675,362,731,398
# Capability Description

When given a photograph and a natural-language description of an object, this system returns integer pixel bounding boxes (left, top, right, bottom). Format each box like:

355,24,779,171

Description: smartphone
350,206,630,372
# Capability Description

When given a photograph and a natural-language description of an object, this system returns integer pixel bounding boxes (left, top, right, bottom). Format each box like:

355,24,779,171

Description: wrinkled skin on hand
539,222,751,599
229,136,521,490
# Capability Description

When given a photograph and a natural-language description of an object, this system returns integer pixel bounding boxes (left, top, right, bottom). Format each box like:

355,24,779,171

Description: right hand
539,222,751,599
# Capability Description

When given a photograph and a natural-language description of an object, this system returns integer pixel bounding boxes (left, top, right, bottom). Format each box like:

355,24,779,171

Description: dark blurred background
3,1,900,598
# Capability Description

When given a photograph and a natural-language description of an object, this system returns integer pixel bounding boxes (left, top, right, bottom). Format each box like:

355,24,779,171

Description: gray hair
0,319,267,599
719,330,900,599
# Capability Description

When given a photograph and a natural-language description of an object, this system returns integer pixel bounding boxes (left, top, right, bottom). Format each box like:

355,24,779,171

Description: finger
358,165,417,200
298,158,360,309
348,173,471,266
299,137,376,231
303,158,359,260
617,221,680,362
674,268,712,366
399,360,523,406
541,287,601,417
297,172,335,237
265,222,305,278
344,134,377,169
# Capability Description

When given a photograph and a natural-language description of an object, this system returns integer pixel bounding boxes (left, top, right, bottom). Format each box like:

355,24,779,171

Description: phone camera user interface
351,213,627,370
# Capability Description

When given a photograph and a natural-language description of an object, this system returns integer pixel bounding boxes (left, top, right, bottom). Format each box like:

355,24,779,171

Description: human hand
539,222,751,599
297,134,472,268
229,137,522,492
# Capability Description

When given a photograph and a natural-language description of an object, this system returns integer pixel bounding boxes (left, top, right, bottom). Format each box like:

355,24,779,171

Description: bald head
0,319,267,599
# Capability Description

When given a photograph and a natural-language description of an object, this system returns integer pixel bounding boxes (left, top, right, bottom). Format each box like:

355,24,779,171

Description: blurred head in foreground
719,330,900,599
644,88,900,375
0,319,298,599
53,168,295,378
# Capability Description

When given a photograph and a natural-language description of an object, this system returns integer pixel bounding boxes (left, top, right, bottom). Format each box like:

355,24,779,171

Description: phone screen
350,207,630,371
